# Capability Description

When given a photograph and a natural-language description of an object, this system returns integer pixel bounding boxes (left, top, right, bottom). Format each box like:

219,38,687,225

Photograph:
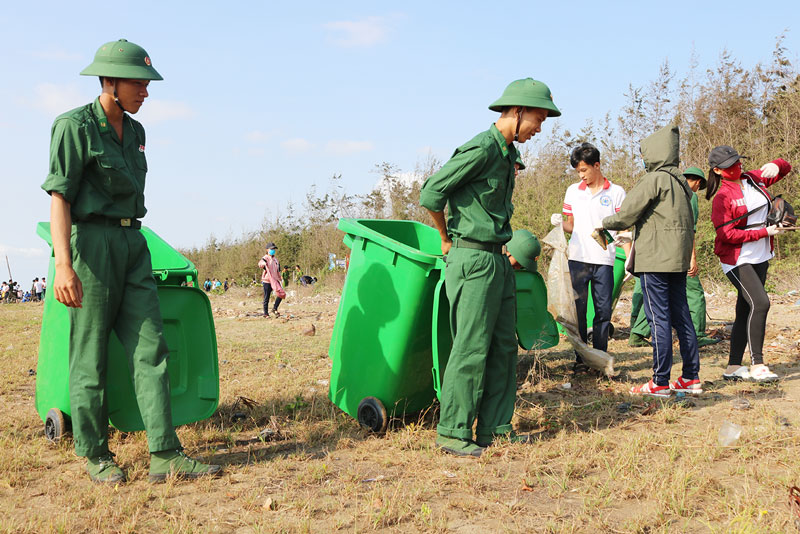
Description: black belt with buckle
76,216,142,229
451,238,505,254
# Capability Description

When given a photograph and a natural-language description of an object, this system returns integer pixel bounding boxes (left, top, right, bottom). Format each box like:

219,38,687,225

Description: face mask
719,161,742,180
268,249,276,256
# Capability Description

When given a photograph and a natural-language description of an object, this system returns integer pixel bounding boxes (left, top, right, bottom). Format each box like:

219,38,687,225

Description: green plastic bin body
329,219,563,416
328,219,445,420
34,222,219,432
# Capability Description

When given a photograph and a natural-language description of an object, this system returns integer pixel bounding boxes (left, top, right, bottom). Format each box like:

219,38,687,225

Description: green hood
640,124,679,173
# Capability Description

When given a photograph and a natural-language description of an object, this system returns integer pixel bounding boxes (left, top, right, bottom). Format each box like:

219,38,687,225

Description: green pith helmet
683,166,707,190
489,78,561,117
506,229,541,272
80,39,163,80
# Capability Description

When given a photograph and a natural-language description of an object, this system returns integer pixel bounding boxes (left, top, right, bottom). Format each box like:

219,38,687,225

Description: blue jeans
640,272,700,386
568,260,614,353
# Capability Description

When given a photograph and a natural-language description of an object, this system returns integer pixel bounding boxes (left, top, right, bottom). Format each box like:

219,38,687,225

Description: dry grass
1,283,800,533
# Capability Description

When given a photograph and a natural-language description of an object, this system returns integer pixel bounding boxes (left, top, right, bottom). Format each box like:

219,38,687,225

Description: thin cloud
0,245,48,259
28,83,91,115
324,16,392,47
137,100,196,123
325,140,374,155
280,138,314,154
245,130,275,143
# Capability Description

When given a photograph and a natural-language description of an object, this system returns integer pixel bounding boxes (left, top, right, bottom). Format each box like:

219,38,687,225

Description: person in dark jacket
600,124,700,398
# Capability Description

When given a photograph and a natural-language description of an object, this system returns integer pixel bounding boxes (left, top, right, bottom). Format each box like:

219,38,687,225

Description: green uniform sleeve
419,145,489,212
602,174,658,231
42,118,86,204
690,192,699,232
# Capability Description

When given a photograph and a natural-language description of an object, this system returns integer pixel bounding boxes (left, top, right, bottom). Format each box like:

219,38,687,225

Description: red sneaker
630,379,671,398
670,376,703,394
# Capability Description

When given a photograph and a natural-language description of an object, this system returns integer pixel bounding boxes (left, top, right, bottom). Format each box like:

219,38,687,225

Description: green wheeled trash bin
329,219,563,432
35,222,220,442
328,219,446,433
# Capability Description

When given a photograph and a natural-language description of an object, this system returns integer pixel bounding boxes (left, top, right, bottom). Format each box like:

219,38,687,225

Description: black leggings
725,261,770,366
262,282,282,315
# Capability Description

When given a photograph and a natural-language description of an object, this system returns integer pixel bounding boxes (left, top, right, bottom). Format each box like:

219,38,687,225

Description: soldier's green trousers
631,275,706,338
68,222,181,457
438,247,517,444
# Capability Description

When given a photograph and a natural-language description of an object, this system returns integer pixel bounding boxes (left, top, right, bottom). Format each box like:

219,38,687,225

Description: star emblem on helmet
144,56,151,66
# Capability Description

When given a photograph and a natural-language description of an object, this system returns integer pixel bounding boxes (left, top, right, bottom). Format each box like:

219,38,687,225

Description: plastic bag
542,222,616,377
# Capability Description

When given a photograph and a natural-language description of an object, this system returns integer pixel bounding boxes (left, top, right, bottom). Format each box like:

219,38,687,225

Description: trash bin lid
515,270,559,350
36,222,195,274
338,218,443,265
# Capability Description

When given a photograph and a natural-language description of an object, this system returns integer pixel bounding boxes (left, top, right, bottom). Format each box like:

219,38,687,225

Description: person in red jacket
706,146,792,382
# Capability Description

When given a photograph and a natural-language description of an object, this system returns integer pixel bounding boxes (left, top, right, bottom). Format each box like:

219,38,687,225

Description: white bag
542,222,616,377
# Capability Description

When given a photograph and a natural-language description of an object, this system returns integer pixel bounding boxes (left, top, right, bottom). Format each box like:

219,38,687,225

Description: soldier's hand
441,238,452,256
687,256,699,277
54,266,83,308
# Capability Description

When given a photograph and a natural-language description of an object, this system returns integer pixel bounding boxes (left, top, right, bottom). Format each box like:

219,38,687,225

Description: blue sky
1,1,797,286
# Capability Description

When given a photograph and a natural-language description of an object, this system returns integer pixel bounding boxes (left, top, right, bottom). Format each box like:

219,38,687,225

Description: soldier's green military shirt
41,98,148,220
419,124,516,244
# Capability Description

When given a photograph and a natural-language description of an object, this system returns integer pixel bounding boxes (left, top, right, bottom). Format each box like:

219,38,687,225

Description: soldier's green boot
149,450,222,483
87,452,126,484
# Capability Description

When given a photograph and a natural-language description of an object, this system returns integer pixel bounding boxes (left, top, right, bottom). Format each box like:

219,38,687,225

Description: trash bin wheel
357,397,388,433
45,408,69,443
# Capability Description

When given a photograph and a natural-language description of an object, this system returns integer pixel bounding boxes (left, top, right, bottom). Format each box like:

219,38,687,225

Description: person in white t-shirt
559,143,628,371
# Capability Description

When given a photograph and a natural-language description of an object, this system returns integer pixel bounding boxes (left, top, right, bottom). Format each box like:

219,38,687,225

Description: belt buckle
120,218,131,227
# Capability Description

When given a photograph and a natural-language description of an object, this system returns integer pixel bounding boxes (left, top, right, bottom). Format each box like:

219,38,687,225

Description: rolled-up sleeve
41,118,85,204
419,145,488,212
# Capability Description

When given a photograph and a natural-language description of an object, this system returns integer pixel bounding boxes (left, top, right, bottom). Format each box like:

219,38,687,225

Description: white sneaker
748,365,779,383
723,367,751,381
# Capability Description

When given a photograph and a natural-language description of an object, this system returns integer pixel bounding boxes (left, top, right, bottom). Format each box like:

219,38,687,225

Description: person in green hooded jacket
599,125,701,398
42,39,221,484
628,167,719,348
419,78,560,457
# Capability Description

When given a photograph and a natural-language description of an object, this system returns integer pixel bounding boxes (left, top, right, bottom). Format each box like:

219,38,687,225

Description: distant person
707,146,792,382
41,277,46,300
223,278,229,291
35,277,45,301
628,167,719,348
420,78,560,456
559,142,628,371
293,264,303,284
41,38,219,483
258,242,286,317
599,124,700,397
281,265,291,288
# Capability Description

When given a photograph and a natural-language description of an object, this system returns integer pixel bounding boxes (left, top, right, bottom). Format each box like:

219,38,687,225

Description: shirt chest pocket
96,154,137,196
482,175,509,212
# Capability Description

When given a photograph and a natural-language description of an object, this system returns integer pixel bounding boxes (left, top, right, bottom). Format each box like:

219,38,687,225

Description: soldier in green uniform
420,78,560,456
42,39,221,483
628,167,719,347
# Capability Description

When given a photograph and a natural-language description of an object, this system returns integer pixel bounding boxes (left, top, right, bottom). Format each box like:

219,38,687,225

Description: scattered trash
731,398,751,410
776,416,792,428
303,324,316,336
718,421,743,446
362,474,386,483
28,369,35,376
675,391,686,399
443,471,456,479
787,290,799,296
257,428,279,441
616,402,632,413
794,299,800,308
231,412,247,423
560,383,572,390
316,379,329,387
263,497,278,510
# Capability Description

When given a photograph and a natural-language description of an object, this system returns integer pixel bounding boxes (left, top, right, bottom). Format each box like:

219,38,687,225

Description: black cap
265,242,277,250
709,145,747,169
